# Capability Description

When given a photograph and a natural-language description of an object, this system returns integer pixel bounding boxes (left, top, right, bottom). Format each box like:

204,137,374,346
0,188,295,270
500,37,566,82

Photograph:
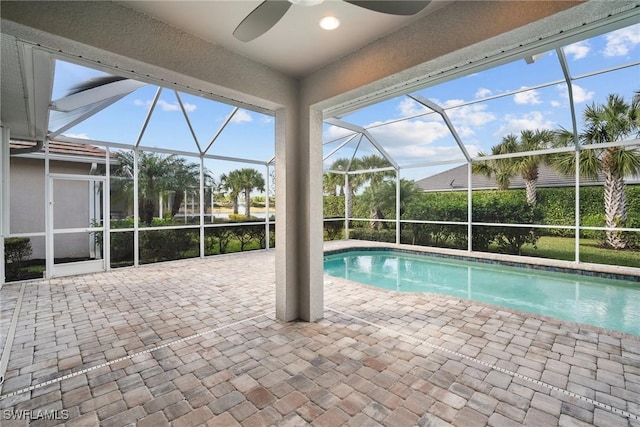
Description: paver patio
0,243,638,426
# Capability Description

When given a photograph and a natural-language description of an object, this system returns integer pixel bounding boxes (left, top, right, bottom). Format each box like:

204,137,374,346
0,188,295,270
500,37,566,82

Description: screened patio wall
1,78,277,283
321,22,640,269
1,1,638,321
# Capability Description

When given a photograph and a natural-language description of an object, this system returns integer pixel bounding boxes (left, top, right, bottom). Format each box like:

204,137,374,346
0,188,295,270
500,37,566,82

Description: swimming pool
323,250,640,335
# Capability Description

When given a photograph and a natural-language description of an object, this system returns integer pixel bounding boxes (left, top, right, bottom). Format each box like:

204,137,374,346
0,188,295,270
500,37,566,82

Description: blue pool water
323,250,640,335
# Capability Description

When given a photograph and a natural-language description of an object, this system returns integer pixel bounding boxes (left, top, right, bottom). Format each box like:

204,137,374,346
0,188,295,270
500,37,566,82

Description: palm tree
220,171,242,214
472,137,517,191
223,168,265,217
552,93,640,249
167,157,203,217
359,179,420,229
473,130,553,206
358,155,395,229
511,129,554,206
112,152,208,224
326,157,365,222
324,158,348,196
113,151,175,225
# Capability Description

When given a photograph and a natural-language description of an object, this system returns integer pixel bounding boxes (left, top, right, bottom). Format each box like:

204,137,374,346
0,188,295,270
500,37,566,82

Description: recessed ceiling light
319,16,340,31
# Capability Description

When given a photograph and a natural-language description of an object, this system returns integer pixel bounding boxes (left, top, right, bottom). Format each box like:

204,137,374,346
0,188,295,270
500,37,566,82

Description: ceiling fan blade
344,1,431,16
233,1,292,42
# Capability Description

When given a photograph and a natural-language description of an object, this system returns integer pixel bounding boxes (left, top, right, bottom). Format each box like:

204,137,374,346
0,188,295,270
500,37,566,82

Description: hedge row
109,217,273,265
324,185,640,248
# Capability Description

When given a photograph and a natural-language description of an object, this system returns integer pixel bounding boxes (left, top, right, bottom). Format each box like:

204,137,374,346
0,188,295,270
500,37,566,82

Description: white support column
275,106,323,322
45,139,53,278
306,107,324,321
210,187,214,223
133,149,139,267
467,162,472,252
575,150,580,263
275,108,297,321
265,164,270,251
199,157,205,258
0,127,9,286
395,170,401,245
105,147,111,271
344,173,349,240
88,167,97,259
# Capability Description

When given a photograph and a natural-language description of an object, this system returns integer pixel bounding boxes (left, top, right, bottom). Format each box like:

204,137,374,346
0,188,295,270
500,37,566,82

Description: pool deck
0,242,638,426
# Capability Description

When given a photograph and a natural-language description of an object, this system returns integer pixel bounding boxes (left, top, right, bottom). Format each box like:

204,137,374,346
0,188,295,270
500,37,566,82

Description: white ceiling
119,0,448,77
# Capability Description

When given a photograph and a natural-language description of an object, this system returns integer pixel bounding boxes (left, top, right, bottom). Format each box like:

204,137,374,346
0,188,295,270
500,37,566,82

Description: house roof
10,140,109,159
415,163,639,192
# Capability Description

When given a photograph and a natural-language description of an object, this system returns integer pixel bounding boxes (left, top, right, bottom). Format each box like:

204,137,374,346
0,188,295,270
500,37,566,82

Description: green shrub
205,227,233,254
228,213,248,221
580,213,606,243
110,232,134,265
4,237,33,280
324,220,344,241
139,228,198,264
400,190,541,254
349,228,396,243
323,196,345,218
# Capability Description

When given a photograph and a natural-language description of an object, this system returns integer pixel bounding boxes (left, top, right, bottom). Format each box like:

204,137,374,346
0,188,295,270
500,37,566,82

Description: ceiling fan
233,0,432,42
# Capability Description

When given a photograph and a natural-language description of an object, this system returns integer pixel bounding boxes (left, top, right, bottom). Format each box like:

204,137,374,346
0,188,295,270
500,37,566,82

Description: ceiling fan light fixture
289,0,324,6
319,16,341,30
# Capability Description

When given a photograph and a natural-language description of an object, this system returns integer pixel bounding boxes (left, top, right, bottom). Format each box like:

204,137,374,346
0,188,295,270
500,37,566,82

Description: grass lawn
520,236,640,268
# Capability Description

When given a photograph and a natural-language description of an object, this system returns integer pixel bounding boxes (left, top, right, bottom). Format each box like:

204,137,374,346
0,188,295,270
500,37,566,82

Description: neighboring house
415,163,640,192
8,140,110,260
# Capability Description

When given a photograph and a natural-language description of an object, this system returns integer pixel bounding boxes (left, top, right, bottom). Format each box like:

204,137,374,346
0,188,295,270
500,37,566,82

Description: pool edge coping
323,240,640,283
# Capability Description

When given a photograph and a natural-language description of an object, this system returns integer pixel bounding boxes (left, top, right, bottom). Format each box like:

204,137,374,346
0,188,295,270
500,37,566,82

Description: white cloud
513,87,542,105
326,98,495,164
555,83,595,104
475,88,492,98
441,99,465,109
604,24,640,57
133,98,196,112
231,110,253,124
397,98,430,117
385,145,466,165
571,84,595,103
63,132,89,139
551,100,561,107
368,119,451,148
564,41,590,60
493,112,555,138
446,103,497,127
324,125,357,141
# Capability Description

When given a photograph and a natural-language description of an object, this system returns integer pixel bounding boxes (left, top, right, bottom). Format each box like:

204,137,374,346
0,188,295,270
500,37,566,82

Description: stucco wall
10,156,95,259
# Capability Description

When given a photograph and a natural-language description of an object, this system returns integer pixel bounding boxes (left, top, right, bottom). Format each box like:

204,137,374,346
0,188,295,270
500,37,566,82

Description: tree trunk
524,179,537,206
139,198,155,225
232,195,238,214
347,187,354,222
370,208,385,230
244,189,251,218
171,191,184,217
604,171,628,249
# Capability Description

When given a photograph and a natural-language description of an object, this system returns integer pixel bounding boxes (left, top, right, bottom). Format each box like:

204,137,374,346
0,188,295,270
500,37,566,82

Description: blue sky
53,23,639,183
325,23,639,180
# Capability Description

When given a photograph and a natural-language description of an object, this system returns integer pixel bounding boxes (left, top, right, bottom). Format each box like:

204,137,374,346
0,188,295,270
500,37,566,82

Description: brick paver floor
0,244,638,426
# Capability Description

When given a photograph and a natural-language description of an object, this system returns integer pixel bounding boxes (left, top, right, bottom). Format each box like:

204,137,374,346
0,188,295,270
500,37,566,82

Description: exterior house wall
10,156,96,260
